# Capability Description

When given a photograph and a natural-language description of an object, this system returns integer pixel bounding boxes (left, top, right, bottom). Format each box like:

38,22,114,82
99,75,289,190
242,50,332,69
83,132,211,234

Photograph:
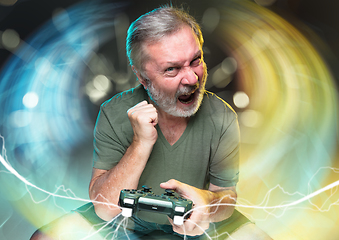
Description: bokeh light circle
22,92,39,108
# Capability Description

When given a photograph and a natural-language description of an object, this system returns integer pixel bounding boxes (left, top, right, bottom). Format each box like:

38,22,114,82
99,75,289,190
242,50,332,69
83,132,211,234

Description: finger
170,217,200,236
167,206,198,233
135,100,148,106
168,217,186,234
169,216,209,236
129,111,158,130
160,179,194,199
160,179,181,191
183,211,201,232
185,219,209,235
151,113,158,126
127,104,157,118
191,212,210,232
147,111,158,125
127,100,148,114
129,107,157,117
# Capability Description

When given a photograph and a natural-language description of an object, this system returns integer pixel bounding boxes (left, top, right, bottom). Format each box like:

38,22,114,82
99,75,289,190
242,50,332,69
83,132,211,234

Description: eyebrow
165,50,202,66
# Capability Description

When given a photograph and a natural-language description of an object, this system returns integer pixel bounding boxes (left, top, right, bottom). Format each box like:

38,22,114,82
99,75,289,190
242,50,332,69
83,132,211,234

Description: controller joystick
164,189,175,196
142,185,152,192
119,186,193,225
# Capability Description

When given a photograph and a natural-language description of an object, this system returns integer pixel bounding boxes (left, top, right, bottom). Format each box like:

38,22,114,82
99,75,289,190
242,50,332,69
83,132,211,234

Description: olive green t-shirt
93,85,240,223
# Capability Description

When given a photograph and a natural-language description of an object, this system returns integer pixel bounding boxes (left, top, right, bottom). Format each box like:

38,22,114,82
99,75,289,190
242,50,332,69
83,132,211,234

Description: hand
127,100,158,146
160,179,211,237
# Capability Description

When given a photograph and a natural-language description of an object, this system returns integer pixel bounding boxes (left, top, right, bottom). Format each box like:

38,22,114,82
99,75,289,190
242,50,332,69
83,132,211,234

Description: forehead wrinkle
143,26,202,70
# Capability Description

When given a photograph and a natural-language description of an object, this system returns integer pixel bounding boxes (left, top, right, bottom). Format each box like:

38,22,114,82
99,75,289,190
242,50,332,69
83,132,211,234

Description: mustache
176,83,200,96
176,64,208,97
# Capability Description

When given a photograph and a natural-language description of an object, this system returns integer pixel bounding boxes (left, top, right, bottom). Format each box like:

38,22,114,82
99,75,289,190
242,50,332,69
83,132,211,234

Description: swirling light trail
214,1,339,239
0,0,338,239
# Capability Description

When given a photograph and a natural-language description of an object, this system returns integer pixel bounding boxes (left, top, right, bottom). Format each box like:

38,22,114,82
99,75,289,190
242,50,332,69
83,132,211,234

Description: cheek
157,80,180,97
163,77,181,89
194,64,206,80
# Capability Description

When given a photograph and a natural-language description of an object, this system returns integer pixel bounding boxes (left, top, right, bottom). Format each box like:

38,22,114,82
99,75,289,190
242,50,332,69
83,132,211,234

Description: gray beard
145,80,205,118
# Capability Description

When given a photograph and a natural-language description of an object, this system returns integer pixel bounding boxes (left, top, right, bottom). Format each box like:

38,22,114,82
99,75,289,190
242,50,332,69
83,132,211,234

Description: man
31,5,272,240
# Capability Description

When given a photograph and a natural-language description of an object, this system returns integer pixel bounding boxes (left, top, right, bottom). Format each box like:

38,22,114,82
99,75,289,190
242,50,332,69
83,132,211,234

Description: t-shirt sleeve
92,106,127,170
209,109,240,188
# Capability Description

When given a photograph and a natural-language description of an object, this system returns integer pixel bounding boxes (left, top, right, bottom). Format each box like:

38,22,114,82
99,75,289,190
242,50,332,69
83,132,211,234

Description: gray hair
126,5,204,76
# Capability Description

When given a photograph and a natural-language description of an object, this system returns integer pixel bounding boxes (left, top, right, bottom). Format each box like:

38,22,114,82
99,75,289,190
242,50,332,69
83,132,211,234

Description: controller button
121,208,133,217
142,185,152,192
173,216,184,225
124,198,134,205
165,189,175,196
175,206,185,213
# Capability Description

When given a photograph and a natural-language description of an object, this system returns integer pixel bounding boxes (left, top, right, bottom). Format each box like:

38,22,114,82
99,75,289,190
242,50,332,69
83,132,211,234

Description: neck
152,101,190,146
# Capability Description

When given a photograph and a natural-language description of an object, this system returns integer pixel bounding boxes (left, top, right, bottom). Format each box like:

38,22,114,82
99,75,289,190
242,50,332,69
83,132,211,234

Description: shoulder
201,91,237,121
193,91,239,135
100,84,147,114
94,85,146,141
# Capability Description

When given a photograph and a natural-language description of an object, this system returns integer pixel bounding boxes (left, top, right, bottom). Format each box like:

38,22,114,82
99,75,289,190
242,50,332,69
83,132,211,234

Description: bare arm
207,183,237,222
89,101,158,221
160,180,237,236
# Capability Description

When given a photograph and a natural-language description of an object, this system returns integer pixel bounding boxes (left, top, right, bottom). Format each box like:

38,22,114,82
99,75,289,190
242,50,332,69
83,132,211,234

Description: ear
132,66,148,89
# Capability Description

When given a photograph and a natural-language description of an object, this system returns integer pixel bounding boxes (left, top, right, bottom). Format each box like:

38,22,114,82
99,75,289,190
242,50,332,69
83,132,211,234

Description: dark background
1,0,339,83
0,0,338,239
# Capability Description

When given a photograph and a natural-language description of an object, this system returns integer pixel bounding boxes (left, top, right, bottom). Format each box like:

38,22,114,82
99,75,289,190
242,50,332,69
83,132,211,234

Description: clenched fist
127,100,158,147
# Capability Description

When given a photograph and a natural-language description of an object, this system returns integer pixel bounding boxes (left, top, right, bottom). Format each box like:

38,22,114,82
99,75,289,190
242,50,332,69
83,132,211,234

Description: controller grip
121,207,133,217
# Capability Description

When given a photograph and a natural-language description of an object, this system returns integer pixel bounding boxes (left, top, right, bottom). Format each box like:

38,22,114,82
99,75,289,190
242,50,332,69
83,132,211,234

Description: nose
180,67,198,86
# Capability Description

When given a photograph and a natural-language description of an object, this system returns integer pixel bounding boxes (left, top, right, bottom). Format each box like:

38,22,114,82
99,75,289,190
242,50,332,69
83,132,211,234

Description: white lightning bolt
1,133,339,240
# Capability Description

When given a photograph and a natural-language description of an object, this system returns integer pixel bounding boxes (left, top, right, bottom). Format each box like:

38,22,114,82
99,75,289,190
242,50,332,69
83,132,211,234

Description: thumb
160,179,181,191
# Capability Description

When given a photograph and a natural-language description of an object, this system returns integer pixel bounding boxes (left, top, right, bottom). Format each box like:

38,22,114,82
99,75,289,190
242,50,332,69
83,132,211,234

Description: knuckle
128,111,136,119
134,114,142,122
168,179,176,184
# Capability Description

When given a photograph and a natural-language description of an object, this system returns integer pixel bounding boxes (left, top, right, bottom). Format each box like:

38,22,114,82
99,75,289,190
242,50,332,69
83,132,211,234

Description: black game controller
119,185,193,225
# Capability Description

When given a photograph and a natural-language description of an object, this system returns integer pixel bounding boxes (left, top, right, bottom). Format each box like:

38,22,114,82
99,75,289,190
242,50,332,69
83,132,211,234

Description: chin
160,102,196,118
172,95,202,118
151,85,205,118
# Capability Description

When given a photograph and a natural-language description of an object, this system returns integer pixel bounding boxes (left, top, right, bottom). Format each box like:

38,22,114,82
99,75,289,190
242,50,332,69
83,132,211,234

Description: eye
165,66,179,77
191,56,202,67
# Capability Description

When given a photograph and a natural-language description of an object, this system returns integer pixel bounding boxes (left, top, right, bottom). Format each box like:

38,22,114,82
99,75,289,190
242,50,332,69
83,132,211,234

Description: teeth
186,98,193,103
179,99,193,104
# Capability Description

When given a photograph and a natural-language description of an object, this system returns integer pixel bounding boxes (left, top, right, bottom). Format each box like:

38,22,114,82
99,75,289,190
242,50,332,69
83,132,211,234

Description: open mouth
178,91,195,104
